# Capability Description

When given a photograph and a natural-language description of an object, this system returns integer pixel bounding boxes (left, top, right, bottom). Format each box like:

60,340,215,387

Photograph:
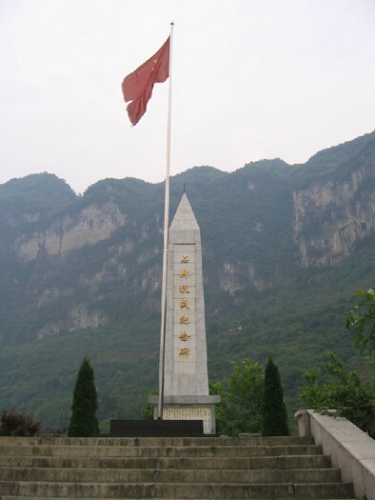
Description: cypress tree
261,357,289,436
68,357,100,437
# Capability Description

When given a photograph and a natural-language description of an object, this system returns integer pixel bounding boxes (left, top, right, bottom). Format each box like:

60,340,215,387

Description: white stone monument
150,193,220,434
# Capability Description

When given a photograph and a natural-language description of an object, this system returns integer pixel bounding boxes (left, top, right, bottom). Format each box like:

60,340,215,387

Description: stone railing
296,409,375,500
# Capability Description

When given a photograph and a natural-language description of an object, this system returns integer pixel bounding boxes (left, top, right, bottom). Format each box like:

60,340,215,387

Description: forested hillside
1,130,375,431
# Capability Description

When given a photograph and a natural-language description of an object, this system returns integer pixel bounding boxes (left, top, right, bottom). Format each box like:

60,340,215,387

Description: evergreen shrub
262,357,289,436
68,357,100,437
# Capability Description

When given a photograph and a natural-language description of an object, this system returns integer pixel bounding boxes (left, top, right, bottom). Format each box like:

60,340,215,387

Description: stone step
0,436,354,500
0,467,342,484
0,436,314,447
0,444,323,458
0,481,355,499
0,498,356,500
0,454,332,470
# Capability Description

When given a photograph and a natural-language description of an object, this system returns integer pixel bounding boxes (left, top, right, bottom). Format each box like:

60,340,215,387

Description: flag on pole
122,37,170,126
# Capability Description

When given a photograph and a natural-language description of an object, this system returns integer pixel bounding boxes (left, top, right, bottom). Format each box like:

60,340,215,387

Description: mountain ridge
1,130,375,429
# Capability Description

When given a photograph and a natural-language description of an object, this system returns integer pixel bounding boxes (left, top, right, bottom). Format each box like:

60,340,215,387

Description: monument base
149,395,220,435
109,419,204,437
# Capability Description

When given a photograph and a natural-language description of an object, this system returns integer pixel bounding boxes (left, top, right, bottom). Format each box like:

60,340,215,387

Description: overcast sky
1,0,375,194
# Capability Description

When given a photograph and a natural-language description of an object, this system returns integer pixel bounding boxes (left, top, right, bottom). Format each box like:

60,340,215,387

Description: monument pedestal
109,418,204,437
149,395,220,435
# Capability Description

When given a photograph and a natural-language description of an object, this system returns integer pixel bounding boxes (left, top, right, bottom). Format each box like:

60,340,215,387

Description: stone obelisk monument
150,193,220,434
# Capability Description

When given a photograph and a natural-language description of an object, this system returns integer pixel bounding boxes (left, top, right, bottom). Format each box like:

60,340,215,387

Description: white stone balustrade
296,409,375,500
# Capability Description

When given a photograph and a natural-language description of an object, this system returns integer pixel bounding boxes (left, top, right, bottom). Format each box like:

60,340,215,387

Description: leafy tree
262,357,289,436
299,288,375,438
227,359,264,433
209,381,239,436
298,367,324,408
299,352,375,438
68,357,99,437
346,288,375,355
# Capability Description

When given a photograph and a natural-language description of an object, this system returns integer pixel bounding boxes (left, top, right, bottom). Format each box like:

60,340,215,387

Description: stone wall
296,409,375,500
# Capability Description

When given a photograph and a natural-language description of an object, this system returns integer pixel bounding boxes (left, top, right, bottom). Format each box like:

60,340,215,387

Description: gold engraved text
180,315,190,324
180,269,189,278
179,331,190,342
179,348,190,356
179,285,190,294
180,299,189,309
181,255,189,263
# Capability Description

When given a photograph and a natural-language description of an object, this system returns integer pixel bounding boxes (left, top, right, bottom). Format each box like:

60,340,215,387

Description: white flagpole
158,22,174,420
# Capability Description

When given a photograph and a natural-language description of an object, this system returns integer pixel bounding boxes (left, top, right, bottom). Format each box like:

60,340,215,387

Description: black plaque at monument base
109,419,204,437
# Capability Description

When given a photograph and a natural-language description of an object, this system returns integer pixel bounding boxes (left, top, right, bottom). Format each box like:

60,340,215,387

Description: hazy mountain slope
1,130,375,430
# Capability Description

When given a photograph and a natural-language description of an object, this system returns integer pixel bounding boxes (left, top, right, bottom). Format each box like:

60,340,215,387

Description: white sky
1,0,375,194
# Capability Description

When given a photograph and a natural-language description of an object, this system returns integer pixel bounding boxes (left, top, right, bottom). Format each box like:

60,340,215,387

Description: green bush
142,389,157,420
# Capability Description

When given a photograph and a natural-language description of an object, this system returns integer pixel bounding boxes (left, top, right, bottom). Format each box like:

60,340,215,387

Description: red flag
122,37,170,126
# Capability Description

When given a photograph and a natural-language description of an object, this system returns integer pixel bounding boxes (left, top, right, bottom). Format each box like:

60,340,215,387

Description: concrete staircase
0,435,354,499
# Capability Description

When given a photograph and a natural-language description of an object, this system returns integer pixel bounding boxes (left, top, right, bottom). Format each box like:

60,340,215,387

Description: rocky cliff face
292,150,375,267
2,131,375,343
37,304,107,339
15,201,127,261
